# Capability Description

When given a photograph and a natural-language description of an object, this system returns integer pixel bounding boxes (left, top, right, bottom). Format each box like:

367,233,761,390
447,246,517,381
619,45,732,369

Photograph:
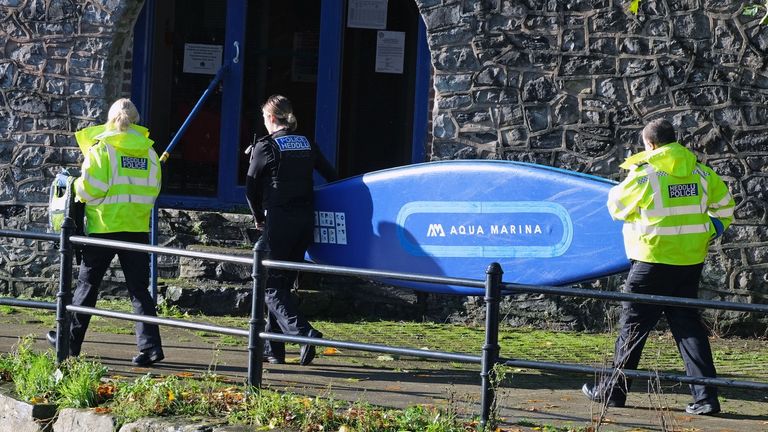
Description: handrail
263,259,485,288
502,283,768,314
72,235,252,265
1,224,767,429
67,305,249,337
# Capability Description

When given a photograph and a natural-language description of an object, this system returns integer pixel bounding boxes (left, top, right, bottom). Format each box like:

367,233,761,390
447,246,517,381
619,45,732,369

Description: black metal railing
1,221,768,429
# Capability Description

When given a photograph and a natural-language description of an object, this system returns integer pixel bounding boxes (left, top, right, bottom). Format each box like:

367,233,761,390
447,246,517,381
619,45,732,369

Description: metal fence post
247,238,268,389
55,217,75,364
480,262,503,430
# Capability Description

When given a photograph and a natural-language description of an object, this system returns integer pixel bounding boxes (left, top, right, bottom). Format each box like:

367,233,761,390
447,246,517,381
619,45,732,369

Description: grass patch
89,323,135,335
0,336,106,408
1,343,482,431
0,305,18,314
227,392,472,432
3,299,767,382
217,335,244,347
516,419,590,431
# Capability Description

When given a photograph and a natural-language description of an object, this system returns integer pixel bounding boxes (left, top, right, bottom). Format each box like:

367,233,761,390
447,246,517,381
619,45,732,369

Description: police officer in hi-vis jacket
582,119,734,416
47,98,164,367
246,94,337,366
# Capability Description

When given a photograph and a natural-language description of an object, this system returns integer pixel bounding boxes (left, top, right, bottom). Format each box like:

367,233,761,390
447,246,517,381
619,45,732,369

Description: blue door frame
132,0,430,211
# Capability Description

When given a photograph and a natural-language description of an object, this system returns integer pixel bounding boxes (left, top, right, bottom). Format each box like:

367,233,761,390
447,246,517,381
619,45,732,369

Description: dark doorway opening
338,0,421,177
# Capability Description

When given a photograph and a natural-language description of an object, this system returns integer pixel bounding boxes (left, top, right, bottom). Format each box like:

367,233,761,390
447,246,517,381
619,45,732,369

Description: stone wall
1,0,767,334
0,0,145,295
416,0,768,333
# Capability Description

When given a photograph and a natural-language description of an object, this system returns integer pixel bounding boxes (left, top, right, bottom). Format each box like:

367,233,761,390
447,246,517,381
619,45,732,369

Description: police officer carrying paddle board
582,119,735,415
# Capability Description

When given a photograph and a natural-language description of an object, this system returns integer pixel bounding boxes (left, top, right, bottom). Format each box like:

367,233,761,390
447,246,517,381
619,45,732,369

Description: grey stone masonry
1,0,767,333
416,0,768,332
0,0,145,295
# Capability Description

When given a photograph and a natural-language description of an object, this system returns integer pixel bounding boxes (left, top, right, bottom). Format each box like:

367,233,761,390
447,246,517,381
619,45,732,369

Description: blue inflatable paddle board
307,160,629,295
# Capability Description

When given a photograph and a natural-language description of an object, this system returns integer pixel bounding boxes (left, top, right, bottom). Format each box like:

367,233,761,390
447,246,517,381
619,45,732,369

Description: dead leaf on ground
96,383,116,399
322,347,340,355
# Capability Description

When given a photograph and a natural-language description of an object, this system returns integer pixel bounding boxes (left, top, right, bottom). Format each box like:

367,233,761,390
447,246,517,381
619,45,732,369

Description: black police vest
263,133,315,208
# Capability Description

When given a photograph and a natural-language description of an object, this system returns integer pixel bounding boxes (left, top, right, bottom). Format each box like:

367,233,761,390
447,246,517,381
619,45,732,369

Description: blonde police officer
47,98,164,366
582,119,734,415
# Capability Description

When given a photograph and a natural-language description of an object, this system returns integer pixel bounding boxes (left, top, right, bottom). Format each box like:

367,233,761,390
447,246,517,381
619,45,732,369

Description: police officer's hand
255,220,265,231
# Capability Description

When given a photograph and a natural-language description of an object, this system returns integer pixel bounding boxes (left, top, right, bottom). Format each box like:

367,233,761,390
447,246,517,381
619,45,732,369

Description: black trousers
261,205,316,359
608,260,717,403
69,231,162,356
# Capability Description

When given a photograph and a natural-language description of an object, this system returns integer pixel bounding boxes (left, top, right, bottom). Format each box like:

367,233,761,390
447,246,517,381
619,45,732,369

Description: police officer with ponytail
246,94,337,366
47,98,164,366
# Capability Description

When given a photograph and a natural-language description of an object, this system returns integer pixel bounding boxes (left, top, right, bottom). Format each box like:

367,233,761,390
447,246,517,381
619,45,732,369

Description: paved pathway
1,321,766,431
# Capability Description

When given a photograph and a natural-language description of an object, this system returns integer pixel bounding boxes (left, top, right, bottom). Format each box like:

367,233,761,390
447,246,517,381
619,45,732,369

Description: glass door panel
237,1,322,185
148,0,227,197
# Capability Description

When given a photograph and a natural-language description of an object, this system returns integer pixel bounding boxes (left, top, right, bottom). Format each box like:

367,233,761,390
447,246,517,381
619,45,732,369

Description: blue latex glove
710,217,724,239
55,172,71,188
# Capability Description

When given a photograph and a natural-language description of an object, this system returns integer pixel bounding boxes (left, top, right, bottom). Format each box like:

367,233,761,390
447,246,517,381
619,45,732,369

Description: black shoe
132,347,165,366
46,330,57,347
263,353,285,364
686,400,720,415
300,329,323,366
582,383,626,408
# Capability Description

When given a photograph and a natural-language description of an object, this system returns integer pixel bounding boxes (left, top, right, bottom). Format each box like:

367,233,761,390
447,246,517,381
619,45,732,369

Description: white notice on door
375,31,405,74
347,0,388,29
183,43,223,75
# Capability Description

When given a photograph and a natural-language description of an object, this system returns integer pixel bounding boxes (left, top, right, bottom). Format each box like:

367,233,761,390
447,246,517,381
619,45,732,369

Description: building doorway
133,0,429,209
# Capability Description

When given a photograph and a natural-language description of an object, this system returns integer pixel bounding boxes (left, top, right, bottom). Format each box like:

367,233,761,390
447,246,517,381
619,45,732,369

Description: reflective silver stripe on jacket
74,182,99,204
628,221,710,236
644,165,665,211
93,194,157,205
642,204,704,218
80,170,110,192
639,165,707,218
708,192,734,218
695,166,710,208
78,144,159,206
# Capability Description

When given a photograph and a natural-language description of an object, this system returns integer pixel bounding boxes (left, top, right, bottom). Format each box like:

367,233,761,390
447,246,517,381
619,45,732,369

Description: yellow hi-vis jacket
73,124,161,234
607,142,734,265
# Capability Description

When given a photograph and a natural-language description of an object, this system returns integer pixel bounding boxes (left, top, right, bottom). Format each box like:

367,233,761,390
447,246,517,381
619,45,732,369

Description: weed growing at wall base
0,336,486,431
229,395,473,432
112,376,479,431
